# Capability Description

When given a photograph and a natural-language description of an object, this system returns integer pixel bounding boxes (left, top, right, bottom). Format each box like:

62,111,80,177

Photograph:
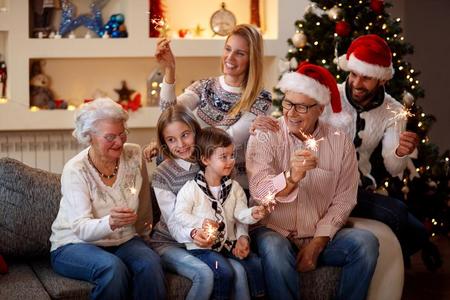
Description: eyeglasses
281,99,318,114
97,129,129,143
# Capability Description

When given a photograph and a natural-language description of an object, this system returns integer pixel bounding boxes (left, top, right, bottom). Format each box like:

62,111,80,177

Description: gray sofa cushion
31,258,192,300
31,259,92,300
0,261,51,300
0,158,61,258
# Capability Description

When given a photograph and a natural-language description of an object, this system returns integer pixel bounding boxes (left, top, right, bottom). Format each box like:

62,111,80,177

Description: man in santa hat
246,62,379,300
321,34,440,269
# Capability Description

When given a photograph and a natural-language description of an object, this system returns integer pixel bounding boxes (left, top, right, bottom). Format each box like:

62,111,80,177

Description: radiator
0,131,84,174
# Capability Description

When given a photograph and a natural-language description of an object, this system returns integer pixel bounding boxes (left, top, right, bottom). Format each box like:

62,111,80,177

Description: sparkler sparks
204,223,218,241
299,129,324,152
388,104,414,124
150,17,170,37
261,191,276,212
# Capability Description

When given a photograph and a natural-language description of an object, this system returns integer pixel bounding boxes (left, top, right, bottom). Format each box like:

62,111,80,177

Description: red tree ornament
335,21,351,37
370,0,384,14
250,0,261,28
149,0,165,37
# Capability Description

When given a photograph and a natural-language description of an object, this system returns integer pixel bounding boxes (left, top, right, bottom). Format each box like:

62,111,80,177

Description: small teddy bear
29,60,67,109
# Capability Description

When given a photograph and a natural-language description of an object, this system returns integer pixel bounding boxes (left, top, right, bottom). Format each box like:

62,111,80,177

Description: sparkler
204,223,218,241
261,191,276,212
299,129,324,152
150,17,170,37
387,104,414,125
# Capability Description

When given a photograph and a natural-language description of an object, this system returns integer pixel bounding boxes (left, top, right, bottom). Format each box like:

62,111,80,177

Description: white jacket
168,179,258,251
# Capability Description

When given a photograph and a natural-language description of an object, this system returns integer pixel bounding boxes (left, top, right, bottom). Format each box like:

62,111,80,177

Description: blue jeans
221,250,265,298
159,245,214,300
251,226,379,300
352,187,428,257
51,237,166,300
189,248,264,300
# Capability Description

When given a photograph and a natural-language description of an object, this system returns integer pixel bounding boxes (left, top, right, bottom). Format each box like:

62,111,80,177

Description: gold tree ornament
292,32,307,48
327,5,343,20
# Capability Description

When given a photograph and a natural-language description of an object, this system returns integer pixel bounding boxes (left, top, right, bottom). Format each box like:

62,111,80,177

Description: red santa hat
277,62,350,127
338,34,394,80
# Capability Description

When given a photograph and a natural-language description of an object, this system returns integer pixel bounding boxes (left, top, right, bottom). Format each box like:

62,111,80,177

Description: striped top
246,117,358,240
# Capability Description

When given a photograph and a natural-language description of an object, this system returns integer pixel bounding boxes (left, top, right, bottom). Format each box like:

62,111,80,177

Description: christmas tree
275,0,449,236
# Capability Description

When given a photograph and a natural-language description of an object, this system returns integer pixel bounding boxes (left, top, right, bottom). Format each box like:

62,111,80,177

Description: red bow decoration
121,92,141,111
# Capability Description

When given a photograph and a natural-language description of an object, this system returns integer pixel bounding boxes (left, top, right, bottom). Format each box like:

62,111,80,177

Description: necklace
87,152,119,179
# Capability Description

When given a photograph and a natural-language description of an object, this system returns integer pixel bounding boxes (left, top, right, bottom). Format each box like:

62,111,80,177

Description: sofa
0,157,403,300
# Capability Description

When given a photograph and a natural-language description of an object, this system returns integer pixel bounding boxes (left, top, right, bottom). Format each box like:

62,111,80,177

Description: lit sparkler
150,17,170,37
129,187,137,195
387,104,414,125
204,223,218,241
261,191,276,212
299,129,324,152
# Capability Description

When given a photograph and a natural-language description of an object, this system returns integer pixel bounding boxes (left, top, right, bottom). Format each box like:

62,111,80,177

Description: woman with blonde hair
151,24,272,190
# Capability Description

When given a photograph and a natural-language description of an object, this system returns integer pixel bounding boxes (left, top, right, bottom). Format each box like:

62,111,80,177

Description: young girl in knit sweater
169,127,267,300
147,104,217,300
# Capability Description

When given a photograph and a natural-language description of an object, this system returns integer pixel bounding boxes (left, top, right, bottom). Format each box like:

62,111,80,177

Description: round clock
210,2,236,36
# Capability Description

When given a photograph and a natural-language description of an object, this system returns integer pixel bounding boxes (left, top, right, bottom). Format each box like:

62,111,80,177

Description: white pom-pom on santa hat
277,62,351,127
339,34,394,81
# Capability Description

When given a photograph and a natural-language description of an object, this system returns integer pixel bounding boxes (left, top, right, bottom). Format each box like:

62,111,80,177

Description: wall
391,0,450,151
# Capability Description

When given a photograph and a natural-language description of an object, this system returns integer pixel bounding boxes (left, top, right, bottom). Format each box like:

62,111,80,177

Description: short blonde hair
222,24,264,116
73,98,128,145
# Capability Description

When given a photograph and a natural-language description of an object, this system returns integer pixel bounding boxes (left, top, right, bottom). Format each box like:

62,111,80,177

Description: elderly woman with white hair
49,98,166,300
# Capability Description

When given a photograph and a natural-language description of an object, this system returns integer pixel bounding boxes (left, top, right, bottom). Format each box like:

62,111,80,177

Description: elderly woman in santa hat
246,62,379,300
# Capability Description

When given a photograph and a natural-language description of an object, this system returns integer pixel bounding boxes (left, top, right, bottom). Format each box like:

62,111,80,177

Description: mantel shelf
0,105,160,131
26,38,281,58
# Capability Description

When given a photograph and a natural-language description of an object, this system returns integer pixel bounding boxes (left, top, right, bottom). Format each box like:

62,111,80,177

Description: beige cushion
350,217,404,300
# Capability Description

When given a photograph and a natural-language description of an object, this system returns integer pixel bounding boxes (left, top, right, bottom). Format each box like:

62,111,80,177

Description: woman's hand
250,115,280,135
109,207,137,230
143,141,159,162
155,38,175,71
233,236,250,259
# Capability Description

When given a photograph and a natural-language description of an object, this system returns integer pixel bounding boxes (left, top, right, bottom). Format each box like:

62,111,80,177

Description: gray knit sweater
148,159,200,252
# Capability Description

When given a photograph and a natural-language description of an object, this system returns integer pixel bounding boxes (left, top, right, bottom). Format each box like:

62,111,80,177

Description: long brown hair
222,24,264,116
156,104,201,159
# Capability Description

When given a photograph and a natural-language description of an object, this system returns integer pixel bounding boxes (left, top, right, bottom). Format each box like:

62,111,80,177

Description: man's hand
290,149,318,183
395,131,419,157
109,207,137,230
233,236,250,259
296,236,330,272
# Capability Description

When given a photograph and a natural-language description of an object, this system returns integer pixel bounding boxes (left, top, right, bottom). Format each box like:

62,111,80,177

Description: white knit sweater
321,83,408,186
169,179,257,251
50,143,149,251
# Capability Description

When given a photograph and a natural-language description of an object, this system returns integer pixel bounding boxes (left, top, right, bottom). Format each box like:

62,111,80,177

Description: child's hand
233,236,250,259
143,141,159,162
251,205,269,220
191,229,214,248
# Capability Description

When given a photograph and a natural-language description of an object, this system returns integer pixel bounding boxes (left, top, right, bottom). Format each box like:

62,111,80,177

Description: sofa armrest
349,217,404,300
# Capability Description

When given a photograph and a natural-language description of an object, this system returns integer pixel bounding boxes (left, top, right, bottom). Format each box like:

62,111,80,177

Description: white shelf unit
0,0,307,131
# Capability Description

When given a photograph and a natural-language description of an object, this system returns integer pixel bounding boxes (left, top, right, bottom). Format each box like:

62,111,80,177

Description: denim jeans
51,237,166,300
189,248,262,300
251,226,379,300
158,245,214,300
221,250,265,298
352,187,428,257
